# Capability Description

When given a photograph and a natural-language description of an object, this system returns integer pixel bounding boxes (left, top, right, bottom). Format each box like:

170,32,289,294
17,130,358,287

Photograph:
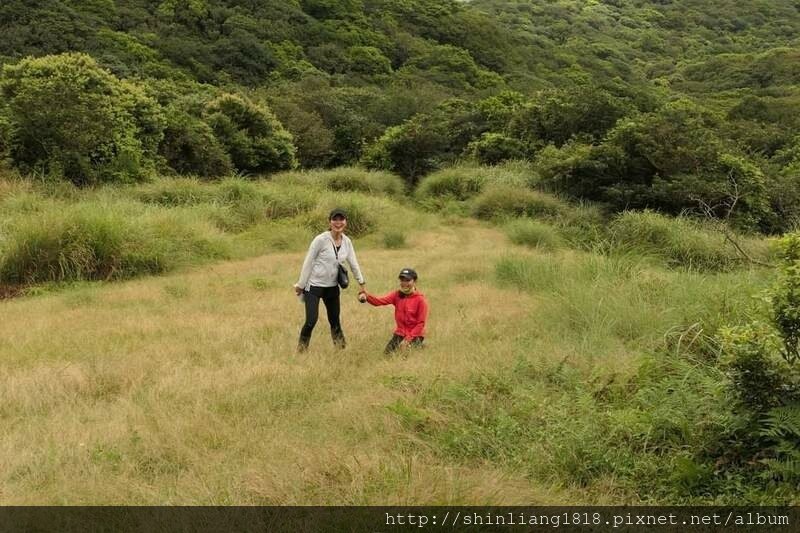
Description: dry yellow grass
0,220,579,504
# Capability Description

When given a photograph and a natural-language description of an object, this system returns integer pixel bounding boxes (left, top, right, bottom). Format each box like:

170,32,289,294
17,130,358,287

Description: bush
204,93,297,175
0,53,164,185
505,219,563,250
159,108,233,177
712,234,800,487
382,230,406,249
361,120,448,183
472,184,568,220
466,132,529,165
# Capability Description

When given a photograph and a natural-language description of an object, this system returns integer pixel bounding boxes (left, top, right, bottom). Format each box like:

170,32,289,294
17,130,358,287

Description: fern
759,405,800,482
760,405,800,440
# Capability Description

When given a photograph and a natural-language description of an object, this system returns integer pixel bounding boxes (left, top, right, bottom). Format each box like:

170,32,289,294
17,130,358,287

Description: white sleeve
345,238,365,285
297,236,321,289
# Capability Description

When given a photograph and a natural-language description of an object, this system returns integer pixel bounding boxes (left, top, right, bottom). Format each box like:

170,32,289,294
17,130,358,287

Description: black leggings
385,334,424,354
299,285,344,347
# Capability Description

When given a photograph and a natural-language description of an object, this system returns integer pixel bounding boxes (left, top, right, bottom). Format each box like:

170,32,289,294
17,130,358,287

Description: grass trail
0,220,575,504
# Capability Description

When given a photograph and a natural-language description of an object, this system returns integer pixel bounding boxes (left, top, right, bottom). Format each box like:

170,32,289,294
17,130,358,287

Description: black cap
329,208,347,220
398,268,417,281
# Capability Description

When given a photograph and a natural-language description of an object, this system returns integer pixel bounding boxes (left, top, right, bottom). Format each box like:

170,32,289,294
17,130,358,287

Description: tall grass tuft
0,202,229,285
415,162,537,204
133,177,317,232
505,219,563,250
472,184,568,220
134,177,214,206
272,167,405,197
607,210,760,271
300,194,394,238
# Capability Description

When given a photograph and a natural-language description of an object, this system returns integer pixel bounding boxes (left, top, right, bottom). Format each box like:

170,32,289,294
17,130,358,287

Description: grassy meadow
0,165,790,504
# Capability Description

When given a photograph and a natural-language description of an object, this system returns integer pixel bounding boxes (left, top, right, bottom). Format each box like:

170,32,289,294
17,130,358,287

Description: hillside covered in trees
1,0,800,232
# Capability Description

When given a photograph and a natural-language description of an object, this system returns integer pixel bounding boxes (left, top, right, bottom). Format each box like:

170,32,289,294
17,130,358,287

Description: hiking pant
384,334,424,354
299,285,344,349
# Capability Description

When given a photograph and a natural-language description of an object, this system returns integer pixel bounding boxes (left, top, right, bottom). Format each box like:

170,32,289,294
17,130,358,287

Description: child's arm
365,291,398,306
406,296,429,340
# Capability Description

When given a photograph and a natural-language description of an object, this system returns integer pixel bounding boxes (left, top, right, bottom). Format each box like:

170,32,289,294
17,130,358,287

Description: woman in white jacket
294,208,366,351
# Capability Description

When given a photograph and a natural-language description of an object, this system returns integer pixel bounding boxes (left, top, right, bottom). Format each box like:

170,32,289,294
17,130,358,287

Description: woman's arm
296,236,320,291
345,237,366,286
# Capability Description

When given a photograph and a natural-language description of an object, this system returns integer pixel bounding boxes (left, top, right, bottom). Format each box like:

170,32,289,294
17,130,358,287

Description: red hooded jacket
365,290,428,340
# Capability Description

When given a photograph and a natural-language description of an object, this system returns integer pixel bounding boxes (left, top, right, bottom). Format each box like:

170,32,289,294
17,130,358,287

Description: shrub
158,108,232,177
472,184,567,220
773,234,800,363
204,93,297,174
361,121,448,183
382,230,406,249
0,53,164,185
713,234,800,487
466,132,529,165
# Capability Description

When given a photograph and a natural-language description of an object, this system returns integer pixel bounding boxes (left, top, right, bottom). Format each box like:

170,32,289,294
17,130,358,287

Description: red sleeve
365,291,397,306
406,296,428,339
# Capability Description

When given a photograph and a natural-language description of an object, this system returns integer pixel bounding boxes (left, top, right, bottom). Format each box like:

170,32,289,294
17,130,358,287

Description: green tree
0,52,164,185
509,85,630,148
466,132,528,165
361,119,448,182
159,106,233,178
204,93,297,175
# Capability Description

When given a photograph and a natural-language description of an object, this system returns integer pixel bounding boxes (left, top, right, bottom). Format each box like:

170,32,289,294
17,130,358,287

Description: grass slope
0,211,773,504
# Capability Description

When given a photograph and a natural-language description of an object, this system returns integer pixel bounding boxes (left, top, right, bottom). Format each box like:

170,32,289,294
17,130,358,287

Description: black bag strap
329,235,342,262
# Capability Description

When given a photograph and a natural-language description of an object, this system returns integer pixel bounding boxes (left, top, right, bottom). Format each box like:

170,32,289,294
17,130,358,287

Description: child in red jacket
358,268,429,354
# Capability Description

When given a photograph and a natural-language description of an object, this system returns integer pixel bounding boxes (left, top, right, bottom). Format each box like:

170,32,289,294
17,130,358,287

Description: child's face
399,277,415,291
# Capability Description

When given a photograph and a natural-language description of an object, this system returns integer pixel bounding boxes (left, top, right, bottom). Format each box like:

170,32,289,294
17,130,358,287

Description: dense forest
1,0,800,231
0,0,797,229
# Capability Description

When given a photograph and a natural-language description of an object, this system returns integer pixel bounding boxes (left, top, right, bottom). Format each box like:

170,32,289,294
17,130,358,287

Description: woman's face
330,215,347,232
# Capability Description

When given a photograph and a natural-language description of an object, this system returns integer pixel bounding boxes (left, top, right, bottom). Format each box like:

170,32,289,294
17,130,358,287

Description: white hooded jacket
296,231,365,290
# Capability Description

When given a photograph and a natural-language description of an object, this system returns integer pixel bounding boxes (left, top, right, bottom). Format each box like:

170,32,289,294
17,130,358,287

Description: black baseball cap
329,208,347,220
398,268,417,280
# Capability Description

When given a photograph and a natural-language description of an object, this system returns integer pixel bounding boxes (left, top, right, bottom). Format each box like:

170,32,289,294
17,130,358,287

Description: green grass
0,201,230,285
415,162,537,206
607,210,769,271
0,167,789,505
272,166,406,197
